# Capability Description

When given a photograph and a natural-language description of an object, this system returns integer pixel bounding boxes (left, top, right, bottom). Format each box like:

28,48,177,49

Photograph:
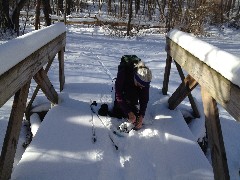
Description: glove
128,112,136,124
135,115,143,130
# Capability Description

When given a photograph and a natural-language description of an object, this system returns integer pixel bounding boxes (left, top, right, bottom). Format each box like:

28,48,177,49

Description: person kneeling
112,61,152,130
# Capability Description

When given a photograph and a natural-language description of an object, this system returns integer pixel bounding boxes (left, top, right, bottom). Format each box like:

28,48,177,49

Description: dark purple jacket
115,67,149,117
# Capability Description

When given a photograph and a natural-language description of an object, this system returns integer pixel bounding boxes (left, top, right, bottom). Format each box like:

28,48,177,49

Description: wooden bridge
0,22,66,179
0,25,239,180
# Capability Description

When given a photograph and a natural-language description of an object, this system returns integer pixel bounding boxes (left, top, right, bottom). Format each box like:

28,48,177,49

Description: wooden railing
163,29,240,180
0,23,66,180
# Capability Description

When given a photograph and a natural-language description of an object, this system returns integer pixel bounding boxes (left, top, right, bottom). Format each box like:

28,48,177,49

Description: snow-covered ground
0,24,240,179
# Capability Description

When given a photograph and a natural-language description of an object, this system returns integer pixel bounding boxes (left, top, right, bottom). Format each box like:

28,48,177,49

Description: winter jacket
115,66,149,117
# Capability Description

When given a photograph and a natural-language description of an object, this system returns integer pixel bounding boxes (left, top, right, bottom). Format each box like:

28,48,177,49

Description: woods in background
0,0,240,35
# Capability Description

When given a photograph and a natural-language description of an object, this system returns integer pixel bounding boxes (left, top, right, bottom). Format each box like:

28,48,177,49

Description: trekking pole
90,101,97,143
90,101,119,150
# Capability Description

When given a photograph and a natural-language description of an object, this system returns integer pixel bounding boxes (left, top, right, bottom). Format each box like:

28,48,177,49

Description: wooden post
34,68,58,104
201,87,230,180
162,54,172,95
0,82,30,180
58,48,65,92
174,62,200,118
168,75,198,110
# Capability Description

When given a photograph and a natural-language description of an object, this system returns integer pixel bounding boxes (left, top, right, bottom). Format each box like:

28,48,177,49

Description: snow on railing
0,22,66,77
167,29,240,88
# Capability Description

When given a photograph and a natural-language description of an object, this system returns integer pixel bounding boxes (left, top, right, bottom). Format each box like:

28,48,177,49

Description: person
112,60,152,130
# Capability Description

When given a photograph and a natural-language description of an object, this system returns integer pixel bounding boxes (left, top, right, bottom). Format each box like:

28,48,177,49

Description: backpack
118,55,141,72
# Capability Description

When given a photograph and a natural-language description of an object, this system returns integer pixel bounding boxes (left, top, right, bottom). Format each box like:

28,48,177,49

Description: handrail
165,30,240,121
0,23,66,180
163,29,240,180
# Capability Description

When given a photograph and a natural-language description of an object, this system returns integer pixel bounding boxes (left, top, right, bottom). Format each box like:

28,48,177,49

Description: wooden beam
162,54,172,95
166,37,240,121
34,68,58,105
58,48,65,92
25,57,55,120
174,62,200,118
0,32,66,108
168,75,198,110
201,87,230,180
0,82,30,180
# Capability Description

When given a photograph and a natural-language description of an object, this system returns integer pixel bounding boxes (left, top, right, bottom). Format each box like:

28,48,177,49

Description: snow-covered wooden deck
12,84,214,180
9,27,216,180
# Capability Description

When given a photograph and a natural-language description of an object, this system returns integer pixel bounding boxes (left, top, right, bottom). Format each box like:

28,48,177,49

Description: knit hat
134,62,152,87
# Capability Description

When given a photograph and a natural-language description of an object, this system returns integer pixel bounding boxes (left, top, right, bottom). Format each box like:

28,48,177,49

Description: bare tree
119,0,123,17
35,0,41,30
12,0,28,35
41,0,52,26
0,0,12,29
127,0,133,36
108,0,112,14
166,0,173,31
66,0,73,15
58,0,64,14
135,0,140,15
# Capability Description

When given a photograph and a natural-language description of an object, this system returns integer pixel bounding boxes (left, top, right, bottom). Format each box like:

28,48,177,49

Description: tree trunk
41,0,52,26
166,0,173,31
66,0,72,15
35,0,41,30
119,0,122,17
226,0,233,18
148,0,152,20
127,0,133,36
58,0,64,14
12,0,28,35
52,0,55,14
237,5,240,16
108,0,112,14
135,0,140,15
99,0,103,14
1,0,12,29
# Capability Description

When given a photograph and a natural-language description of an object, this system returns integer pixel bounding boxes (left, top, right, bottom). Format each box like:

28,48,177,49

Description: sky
0,23,240,179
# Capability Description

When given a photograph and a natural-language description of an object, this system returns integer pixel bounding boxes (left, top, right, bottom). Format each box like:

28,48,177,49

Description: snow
31,102,51,113
11,57,213,179
68,17,97,22
0,22,66,76
167,29,240,88
29,113,42,137
0,25,239,179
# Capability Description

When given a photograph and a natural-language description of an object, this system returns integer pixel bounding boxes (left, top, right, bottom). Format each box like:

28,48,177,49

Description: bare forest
0,0,240,36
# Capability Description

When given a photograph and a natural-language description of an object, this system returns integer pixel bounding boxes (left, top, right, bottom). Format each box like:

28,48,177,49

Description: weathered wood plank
174,61,200,118
162,54,172,95
58,48,65,92
25,57,55,120
168,75,198,110
0,32,66,108
201,87,230,180
166,37,240,121
0,82,30,180
33,68,58,104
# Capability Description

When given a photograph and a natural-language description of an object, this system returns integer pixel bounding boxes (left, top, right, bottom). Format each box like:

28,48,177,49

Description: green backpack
118,55,141,72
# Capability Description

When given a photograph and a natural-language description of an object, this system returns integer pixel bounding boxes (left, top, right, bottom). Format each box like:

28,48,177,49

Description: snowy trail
12,27,214,179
